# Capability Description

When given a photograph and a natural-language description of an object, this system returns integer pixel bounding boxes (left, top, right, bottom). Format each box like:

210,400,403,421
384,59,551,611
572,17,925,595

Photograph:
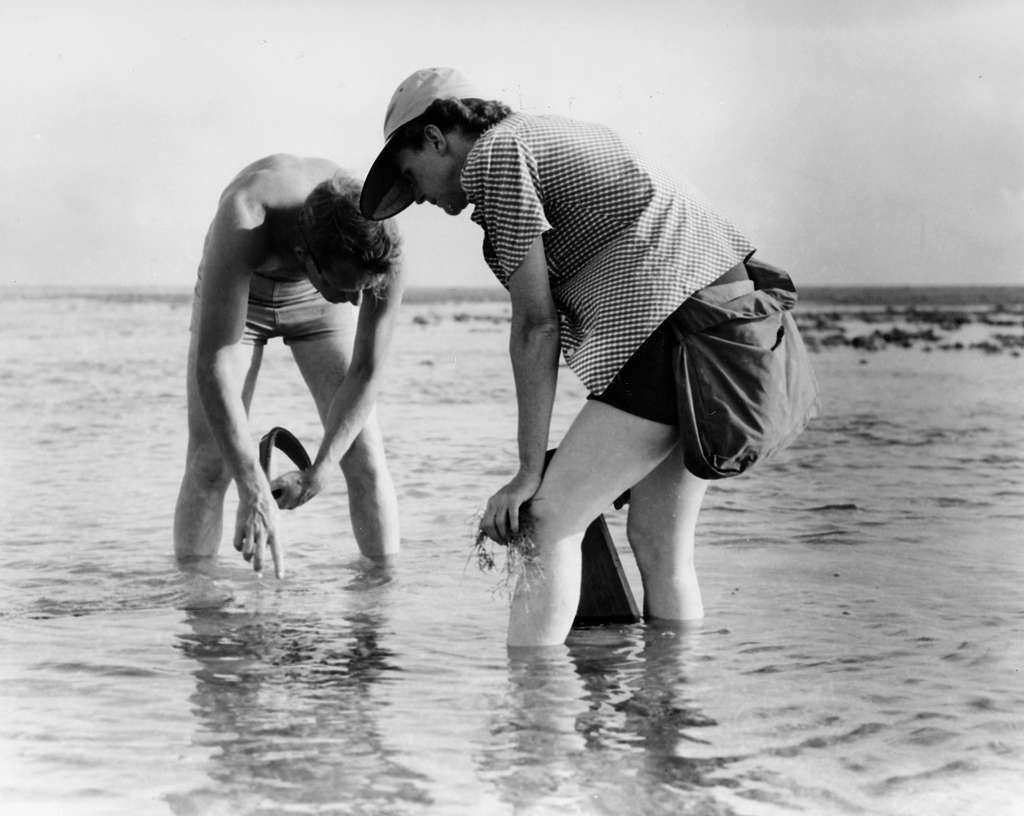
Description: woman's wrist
515,463,544,487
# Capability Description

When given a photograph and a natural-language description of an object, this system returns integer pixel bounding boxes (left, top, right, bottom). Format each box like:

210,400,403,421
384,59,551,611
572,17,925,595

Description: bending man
175,154,403,578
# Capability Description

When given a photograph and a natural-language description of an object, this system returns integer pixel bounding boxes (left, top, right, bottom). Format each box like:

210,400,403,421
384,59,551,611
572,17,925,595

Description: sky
1,0,1021,291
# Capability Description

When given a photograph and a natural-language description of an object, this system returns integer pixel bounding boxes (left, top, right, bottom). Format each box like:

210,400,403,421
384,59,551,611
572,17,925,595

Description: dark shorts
191,274,353,346
589,264,751,425
588,310,681,425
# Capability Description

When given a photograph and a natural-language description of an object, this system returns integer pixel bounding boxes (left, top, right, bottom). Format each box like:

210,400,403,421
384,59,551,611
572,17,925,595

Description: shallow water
1,291,1023,815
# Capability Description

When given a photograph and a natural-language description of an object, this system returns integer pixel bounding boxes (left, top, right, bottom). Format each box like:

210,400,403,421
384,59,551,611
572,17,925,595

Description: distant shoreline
4,283,1024,308
4,283,1022,356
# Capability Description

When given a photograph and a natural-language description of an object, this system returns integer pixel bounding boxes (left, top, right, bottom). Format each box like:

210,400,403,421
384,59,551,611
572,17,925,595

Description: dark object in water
259,426,312,498
574,514,641,626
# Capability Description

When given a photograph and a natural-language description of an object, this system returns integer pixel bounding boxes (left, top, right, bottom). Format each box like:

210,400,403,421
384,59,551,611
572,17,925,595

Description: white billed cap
360,67,482,220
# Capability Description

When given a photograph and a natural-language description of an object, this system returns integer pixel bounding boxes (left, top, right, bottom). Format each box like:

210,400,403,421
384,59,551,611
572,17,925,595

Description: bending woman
361,68,762,646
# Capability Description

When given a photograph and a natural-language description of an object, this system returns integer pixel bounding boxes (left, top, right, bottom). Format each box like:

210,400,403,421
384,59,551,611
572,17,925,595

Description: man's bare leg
174,333,263,566
291,334,400,561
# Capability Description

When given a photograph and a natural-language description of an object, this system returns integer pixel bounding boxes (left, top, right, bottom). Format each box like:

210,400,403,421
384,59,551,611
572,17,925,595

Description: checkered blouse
461,112,755,394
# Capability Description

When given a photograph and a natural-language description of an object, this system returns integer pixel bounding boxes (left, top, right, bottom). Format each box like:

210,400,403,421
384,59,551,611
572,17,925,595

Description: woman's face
393,135,468,216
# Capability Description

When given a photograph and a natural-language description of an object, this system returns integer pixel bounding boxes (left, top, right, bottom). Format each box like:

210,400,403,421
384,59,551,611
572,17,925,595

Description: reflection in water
480,624,732,814
167,576,431,815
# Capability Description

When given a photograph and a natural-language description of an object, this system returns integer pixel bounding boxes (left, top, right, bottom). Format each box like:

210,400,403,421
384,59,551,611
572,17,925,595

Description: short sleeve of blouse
463,128,551,284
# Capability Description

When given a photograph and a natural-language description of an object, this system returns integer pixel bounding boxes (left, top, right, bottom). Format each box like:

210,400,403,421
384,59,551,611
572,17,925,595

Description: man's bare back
202,154,343,284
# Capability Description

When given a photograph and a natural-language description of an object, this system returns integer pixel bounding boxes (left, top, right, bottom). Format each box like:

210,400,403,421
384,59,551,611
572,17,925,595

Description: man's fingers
252,526,264,574
268,529,284,580
241,520,255,561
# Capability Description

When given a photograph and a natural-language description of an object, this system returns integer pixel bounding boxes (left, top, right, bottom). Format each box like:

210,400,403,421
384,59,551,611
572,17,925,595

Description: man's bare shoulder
218,155,343,217
201,155,346,270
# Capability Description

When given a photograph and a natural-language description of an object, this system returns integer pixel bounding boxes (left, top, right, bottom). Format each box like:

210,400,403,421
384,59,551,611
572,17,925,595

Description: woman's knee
518,495,585,549
631,539,696,577
626,510,657,547
627,512,697,574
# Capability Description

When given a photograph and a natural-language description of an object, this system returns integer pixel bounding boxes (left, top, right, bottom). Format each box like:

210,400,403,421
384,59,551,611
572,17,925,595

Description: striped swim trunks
191,273,354,346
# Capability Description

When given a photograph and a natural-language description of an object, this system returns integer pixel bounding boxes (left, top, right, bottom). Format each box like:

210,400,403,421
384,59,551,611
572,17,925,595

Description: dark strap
259,427,312,497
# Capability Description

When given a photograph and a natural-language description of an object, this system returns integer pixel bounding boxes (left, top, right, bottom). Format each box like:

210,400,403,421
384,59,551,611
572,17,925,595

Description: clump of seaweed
468,509,544,596
469,526,499,573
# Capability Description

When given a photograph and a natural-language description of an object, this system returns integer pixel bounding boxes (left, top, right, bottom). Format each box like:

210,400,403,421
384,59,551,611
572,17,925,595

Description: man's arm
480,235,560,544
275,264,407,508
193,192,282,577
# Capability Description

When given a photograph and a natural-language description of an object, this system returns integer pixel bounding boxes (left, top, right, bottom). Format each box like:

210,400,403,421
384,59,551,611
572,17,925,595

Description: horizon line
3,281,1023,293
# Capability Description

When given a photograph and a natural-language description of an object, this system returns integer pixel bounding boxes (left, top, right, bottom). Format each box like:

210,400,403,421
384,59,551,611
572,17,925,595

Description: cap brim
360,143,414,220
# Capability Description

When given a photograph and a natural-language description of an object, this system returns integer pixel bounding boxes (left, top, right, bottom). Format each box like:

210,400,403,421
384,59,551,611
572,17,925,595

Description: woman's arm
480,235,560,544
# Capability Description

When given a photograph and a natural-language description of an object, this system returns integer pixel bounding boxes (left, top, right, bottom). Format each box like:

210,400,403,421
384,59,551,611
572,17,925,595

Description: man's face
297,240,365,304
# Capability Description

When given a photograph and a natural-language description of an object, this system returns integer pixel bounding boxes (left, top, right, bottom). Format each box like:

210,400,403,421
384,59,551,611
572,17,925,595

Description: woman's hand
480,470,543,545
270,467,328,511
233,478,283,578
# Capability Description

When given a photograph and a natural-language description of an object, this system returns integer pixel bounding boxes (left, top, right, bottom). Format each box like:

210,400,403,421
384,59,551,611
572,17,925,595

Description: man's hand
270,467,327,511
479,470,543,545
233,480,283,579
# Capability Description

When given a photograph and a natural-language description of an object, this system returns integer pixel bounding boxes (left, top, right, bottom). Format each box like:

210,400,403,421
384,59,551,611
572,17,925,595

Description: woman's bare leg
507,401,677,647
626,444,709,621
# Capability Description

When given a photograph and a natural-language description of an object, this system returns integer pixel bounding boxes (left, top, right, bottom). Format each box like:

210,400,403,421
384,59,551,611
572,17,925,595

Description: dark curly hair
387,97,513,153
298,172,401,297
